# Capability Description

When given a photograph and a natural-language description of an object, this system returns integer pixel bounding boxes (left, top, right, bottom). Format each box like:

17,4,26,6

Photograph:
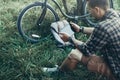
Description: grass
0,0,120,80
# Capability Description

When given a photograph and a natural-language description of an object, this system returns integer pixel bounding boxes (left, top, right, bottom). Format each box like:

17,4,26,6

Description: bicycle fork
36,0,48,26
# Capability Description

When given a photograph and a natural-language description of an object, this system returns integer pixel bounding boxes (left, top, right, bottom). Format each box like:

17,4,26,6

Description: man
43,0,120,80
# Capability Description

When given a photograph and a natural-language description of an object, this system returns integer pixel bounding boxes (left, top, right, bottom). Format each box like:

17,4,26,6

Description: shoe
41,65,66,77
42,65,59,73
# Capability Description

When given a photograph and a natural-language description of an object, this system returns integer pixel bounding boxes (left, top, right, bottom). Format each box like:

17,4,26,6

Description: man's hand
70,22,80,32
59,33,70,42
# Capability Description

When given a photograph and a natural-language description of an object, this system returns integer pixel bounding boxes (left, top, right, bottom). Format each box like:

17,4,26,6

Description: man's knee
68,49,83,61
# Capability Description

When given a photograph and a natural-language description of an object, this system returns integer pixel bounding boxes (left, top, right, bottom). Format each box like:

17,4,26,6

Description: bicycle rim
17,2,59,43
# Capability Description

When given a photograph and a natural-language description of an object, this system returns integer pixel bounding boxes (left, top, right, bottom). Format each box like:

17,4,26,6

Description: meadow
0,0,120,80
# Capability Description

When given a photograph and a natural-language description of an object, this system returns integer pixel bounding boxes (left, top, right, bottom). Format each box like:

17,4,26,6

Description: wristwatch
79,27,84,33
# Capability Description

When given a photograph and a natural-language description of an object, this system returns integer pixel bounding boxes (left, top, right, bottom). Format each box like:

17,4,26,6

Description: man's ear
94,7,100,14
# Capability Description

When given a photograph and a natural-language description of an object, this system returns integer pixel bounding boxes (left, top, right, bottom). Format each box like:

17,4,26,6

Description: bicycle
17,0,113,43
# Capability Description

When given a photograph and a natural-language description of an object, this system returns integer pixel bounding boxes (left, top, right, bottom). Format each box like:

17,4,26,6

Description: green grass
0,0,120,80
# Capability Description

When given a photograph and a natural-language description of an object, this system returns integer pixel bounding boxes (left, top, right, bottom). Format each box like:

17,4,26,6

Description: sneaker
41,65,67,77
42,65,59,73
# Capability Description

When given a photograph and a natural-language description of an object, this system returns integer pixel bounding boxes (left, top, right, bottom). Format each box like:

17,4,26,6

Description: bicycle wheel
82,0,113,26
17,2,59,43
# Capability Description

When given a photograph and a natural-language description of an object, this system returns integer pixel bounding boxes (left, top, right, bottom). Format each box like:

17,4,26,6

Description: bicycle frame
17,0,114,43
52,0,90,19
37,0,48,26
37,0,90,25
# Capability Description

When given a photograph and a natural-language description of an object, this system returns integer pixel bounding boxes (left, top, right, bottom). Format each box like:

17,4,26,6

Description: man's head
88,0,110,19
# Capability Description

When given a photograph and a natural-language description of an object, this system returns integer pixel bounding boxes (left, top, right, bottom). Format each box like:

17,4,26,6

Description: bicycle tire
17,2,59,43
82,0,113,27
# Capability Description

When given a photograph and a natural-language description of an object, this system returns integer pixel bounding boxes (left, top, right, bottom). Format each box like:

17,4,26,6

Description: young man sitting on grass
43,0,120,80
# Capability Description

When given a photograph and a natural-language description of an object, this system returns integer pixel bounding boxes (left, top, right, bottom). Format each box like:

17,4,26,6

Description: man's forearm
69,37,89,56
69,37,83,47
82,27,94,34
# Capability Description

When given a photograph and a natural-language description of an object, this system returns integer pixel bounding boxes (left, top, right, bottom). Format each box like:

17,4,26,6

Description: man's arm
59,33,84,47
68,37,83,47
60,24,109,56
70,22,94,35
83,27,94,34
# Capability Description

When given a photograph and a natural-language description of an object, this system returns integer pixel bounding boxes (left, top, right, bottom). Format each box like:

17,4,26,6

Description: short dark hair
88,0,109,10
